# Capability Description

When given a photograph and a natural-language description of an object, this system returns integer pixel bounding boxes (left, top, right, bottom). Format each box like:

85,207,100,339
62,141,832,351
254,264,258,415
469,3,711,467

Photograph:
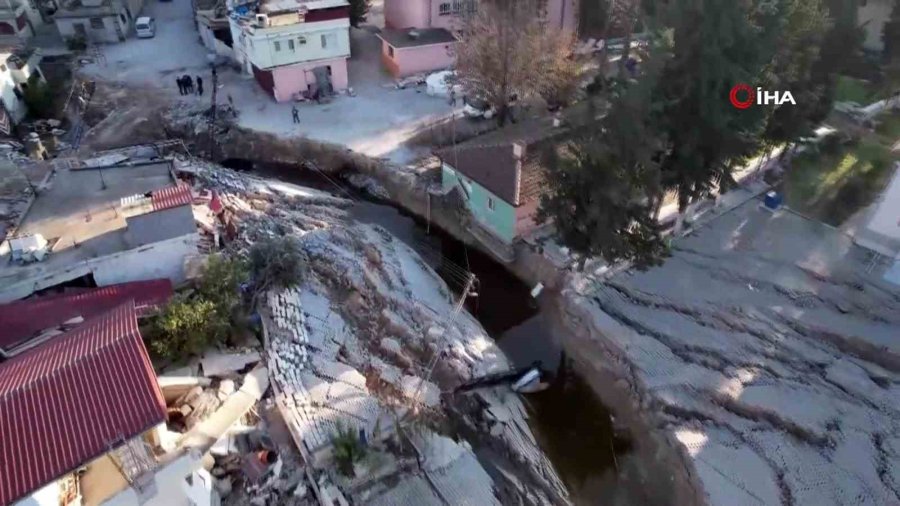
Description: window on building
298,36,306,45
288,39,295,51
273,40,281,51
89,17,104,29
321,33,336,48
438,2,451,15
487,197,495,211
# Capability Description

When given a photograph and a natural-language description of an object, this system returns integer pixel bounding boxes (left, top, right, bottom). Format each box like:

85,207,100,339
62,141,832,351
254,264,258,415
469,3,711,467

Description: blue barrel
764,191,783,210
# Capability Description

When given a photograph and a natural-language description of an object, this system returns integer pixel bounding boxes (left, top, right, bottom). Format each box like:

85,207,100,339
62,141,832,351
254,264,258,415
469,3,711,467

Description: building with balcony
228,0,351,102
53,0,143,44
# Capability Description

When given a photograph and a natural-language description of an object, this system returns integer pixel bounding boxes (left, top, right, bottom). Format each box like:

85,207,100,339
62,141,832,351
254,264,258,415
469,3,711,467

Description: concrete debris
201,350,261,377
399,375,440,407
178,162,568,504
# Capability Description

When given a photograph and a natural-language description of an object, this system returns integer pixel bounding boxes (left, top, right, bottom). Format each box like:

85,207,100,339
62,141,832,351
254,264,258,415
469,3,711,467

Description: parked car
463,94,521,120
425,70,463,98
135,17,156,38
462,97,496,120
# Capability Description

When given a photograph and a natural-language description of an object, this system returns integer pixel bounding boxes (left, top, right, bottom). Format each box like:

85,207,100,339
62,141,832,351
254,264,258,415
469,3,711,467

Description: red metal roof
0,302,166,506
0,280,174,353
151,183,192,212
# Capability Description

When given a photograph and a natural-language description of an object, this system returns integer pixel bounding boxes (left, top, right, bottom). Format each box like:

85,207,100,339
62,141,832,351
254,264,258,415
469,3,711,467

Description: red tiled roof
151,184,192,212
0,302,166,506
0,280,174,353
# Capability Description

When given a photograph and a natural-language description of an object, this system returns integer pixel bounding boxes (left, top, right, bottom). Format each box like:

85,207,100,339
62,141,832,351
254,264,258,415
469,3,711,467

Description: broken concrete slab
201,350,261,377
399,375,440,408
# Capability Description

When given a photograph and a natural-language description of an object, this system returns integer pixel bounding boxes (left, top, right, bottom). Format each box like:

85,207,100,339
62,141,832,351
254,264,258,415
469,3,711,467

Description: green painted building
436,118,564,245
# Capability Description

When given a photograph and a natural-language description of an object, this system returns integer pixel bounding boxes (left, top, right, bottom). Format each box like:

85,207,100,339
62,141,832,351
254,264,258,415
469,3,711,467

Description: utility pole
408,273,477,411
208,65,218,160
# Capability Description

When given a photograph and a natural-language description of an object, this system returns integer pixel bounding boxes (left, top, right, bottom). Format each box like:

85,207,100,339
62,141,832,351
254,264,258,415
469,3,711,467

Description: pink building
384,0,578,33
229,0,352,102
377,28,456,77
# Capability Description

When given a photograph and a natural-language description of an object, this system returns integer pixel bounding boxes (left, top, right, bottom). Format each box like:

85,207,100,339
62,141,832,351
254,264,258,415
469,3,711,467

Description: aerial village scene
0,0,900,505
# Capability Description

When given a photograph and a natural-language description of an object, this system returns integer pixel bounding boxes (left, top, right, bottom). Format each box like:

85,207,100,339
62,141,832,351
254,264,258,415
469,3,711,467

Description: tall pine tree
762,0,830,148
653,0,781,211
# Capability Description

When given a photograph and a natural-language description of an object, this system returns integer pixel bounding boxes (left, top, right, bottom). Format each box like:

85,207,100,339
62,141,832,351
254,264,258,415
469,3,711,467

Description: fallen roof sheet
0,279,174,354
151,184,193,212
0,301,166,505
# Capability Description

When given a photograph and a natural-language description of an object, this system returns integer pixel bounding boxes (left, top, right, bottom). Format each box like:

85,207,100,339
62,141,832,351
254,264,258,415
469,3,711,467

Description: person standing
183,75,194,94
176,76,184,95
196,76,204,96
291,105,300,124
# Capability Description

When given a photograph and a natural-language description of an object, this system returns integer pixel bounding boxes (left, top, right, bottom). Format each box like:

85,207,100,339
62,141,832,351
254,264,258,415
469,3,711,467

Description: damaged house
436,117,566,255
227,0,351,102
0,159,201,303
195,0,233,59
0,301,169,506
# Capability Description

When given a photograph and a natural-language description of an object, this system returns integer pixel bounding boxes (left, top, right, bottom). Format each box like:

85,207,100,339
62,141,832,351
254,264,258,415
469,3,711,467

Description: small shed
377,27,456,78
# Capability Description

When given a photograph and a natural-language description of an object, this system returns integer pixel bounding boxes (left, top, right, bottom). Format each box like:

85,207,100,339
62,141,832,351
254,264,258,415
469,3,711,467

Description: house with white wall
228,0,351,101
53,0,144,44
0,0,47,41
0,160,201,303
0,50,44,127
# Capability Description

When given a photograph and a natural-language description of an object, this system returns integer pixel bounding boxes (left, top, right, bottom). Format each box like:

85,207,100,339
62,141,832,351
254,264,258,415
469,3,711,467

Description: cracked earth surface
561,200,900,505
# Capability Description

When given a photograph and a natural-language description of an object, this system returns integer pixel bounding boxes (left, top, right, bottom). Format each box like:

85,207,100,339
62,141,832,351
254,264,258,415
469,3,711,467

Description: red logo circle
729,84,754,109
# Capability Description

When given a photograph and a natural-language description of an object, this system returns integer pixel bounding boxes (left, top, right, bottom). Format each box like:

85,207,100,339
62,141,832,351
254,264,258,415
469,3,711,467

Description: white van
135,16,156,38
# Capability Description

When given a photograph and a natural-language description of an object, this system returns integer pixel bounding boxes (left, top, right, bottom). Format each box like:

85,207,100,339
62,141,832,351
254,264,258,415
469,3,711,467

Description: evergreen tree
762,0,830,148
539,68,668,269
349,0,369,27
654,0,780,210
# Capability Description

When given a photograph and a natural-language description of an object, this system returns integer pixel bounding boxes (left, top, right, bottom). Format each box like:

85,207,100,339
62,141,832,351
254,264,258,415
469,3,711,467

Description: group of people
176,74,204,96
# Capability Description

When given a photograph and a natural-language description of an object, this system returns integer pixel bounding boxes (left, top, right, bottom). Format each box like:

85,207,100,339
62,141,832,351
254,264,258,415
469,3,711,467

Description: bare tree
453,0,579,124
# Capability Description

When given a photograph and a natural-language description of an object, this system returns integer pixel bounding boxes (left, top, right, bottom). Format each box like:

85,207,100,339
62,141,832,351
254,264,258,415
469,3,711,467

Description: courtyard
79,0,460,162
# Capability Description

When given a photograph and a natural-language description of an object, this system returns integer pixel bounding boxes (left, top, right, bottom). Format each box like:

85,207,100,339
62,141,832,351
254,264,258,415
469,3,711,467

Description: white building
228,0,350,101
0,0,47,41
53,0,144,44
855,162,900,258
0,50,44,126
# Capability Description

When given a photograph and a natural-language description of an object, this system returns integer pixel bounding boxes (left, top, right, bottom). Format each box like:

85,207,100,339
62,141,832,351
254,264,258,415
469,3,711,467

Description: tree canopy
540,0,853,269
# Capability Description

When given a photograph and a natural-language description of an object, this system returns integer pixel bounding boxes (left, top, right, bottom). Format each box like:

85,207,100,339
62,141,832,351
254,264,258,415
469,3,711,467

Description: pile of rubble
177,161,571,504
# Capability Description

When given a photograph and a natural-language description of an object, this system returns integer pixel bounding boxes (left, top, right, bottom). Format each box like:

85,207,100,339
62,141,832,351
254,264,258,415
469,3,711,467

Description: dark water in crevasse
234,160,626,503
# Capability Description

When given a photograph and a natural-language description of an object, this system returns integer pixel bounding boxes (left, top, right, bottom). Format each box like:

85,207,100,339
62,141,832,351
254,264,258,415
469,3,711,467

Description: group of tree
538,0,864,269
453,0,583,124
146,237,307,363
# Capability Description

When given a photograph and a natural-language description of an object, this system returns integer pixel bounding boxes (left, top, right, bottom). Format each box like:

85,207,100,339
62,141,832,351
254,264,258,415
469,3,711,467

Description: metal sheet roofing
0,279,174,353
0,301,166,506
151,184,192,212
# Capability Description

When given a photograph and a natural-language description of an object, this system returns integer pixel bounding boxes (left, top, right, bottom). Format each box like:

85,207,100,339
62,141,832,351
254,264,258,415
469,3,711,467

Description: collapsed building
0,155,202,303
